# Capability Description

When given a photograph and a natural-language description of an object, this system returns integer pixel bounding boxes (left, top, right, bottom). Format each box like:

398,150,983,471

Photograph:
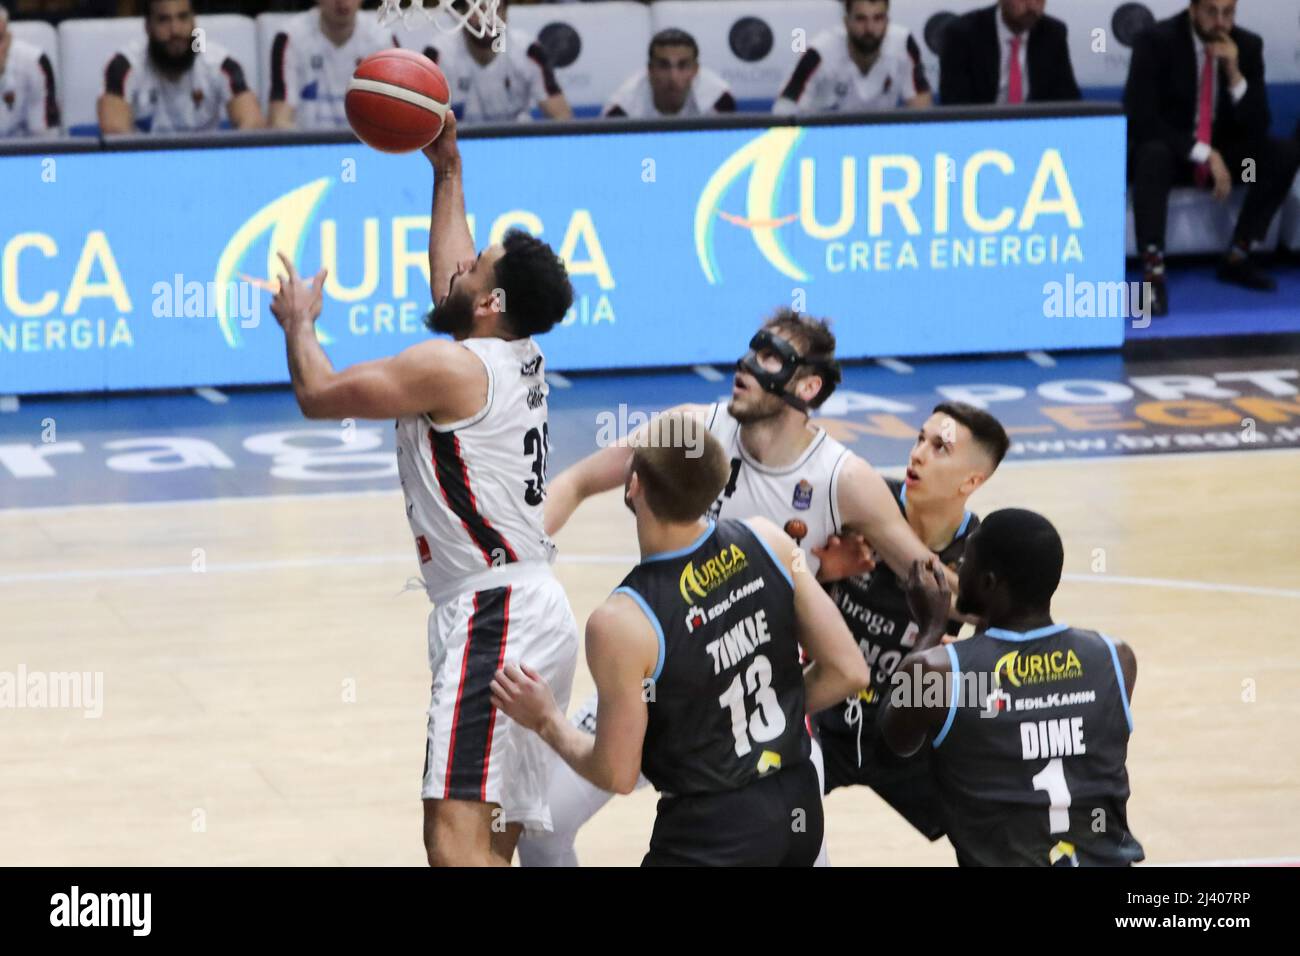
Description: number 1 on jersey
1032,757,1072,833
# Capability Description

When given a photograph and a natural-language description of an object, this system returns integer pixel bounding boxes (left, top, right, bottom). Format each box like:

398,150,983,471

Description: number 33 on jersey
395,338,558,597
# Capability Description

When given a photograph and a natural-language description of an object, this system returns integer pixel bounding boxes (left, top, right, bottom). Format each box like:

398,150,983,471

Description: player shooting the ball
271,111,584,867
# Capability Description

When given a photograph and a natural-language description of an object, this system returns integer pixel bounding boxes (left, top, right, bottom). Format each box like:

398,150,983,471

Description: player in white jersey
415,0,572,124
603,29,735,120
773,0,931,116
268,0,398,130
0,7,61,138
269,112,580,866
98,0,263,135
516,310,949,867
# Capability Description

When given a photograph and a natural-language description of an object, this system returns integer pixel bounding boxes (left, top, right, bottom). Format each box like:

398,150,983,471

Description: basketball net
377,0,505,40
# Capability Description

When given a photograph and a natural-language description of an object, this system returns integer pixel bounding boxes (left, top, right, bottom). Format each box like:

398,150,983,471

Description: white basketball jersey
705,403,851,578
396,337,557,600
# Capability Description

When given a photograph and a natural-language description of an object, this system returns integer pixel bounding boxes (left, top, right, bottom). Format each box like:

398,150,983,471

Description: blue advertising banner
0,113,1126,395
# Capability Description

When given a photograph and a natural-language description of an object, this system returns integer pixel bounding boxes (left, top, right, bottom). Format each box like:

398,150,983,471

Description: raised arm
98,53,134,134
228,90,266,130
424,112,475,303
836,454,954,588
270,251,483,420
545,402,711,536
492,596,655,795
880,557,953,756
538,92,574,120
745,516,868,715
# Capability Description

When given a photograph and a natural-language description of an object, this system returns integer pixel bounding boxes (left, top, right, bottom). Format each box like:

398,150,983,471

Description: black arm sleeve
269,33,289,102
905,33,930,95
38,53,61,128
104,52,130,97
778,49,821,103
221,57,250,97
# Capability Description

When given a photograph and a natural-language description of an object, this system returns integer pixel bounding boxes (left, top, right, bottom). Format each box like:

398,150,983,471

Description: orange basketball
345,49,451,154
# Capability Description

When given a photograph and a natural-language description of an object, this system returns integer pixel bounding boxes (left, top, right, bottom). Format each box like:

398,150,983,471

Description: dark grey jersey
821,478,976,734
929,624,1145,866
617,519,810,796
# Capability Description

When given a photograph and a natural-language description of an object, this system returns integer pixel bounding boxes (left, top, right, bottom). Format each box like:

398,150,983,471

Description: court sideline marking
1,552,1298,602
3,446,1299,518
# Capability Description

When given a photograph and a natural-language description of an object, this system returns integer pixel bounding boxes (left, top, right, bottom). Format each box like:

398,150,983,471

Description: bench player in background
269,0,398,130
416,0,572,123
816,402,1007,849
269,113,581,866
99,0,264,134
493,414,870,865
0,6,61,138
773,0,931,115
603,28,735,119
517,310,952,867
881,508,1145,866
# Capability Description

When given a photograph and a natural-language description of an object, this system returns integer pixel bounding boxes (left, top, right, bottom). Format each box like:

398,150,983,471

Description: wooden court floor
1,449,1297,866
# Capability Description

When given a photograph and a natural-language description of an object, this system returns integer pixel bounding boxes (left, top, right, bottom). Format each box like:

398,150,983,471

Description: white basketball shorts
421,566,579,833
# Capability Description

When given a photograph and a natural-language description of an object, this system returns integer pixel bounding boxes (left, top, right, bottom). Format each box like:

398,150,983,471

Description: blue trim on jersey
643,521,715,564
984,623,1071,642
932,642,961,748
899,484,973,544
613,586,666,683
744,521,795,591
1100,633,1134,733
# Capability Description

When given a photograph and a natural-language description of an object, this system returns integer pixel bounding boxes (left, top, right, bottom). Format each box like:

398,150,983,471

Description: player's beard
148,37,197,78
1002,8,1041,34
1192,22,1227,45
727,391,785,425
425,286,476,338
849,31,884,57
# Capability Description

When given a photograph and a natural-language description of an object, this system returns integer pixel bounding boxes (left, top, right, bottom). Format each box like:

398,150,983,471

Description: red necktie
1194,51,1214,187
1008,36,1023,104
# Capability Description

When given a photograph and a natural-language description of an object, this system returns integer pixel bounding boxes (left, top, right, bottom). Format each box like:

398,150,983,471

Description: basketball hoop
378,0,506,40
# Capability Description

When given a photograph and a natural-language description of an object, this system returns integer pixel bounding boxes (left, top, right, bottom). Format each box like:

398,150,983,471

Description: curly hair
493,230,574,337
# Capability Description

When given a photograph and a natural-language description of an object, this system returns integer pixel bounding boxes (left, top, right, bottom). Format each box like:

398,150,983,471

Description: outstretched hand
812,532,877,582
269,251,327,330
422,110,460,173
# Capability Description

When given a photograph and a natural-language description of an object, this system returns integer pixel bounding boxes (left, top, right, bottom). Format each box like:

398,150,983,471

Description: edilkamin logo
50,886,151,936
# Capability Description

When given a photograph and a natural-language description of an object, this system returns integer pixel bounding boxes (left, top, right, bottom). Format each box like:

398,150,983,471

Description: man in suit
1125,0,1300,314
939,0,1080,106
